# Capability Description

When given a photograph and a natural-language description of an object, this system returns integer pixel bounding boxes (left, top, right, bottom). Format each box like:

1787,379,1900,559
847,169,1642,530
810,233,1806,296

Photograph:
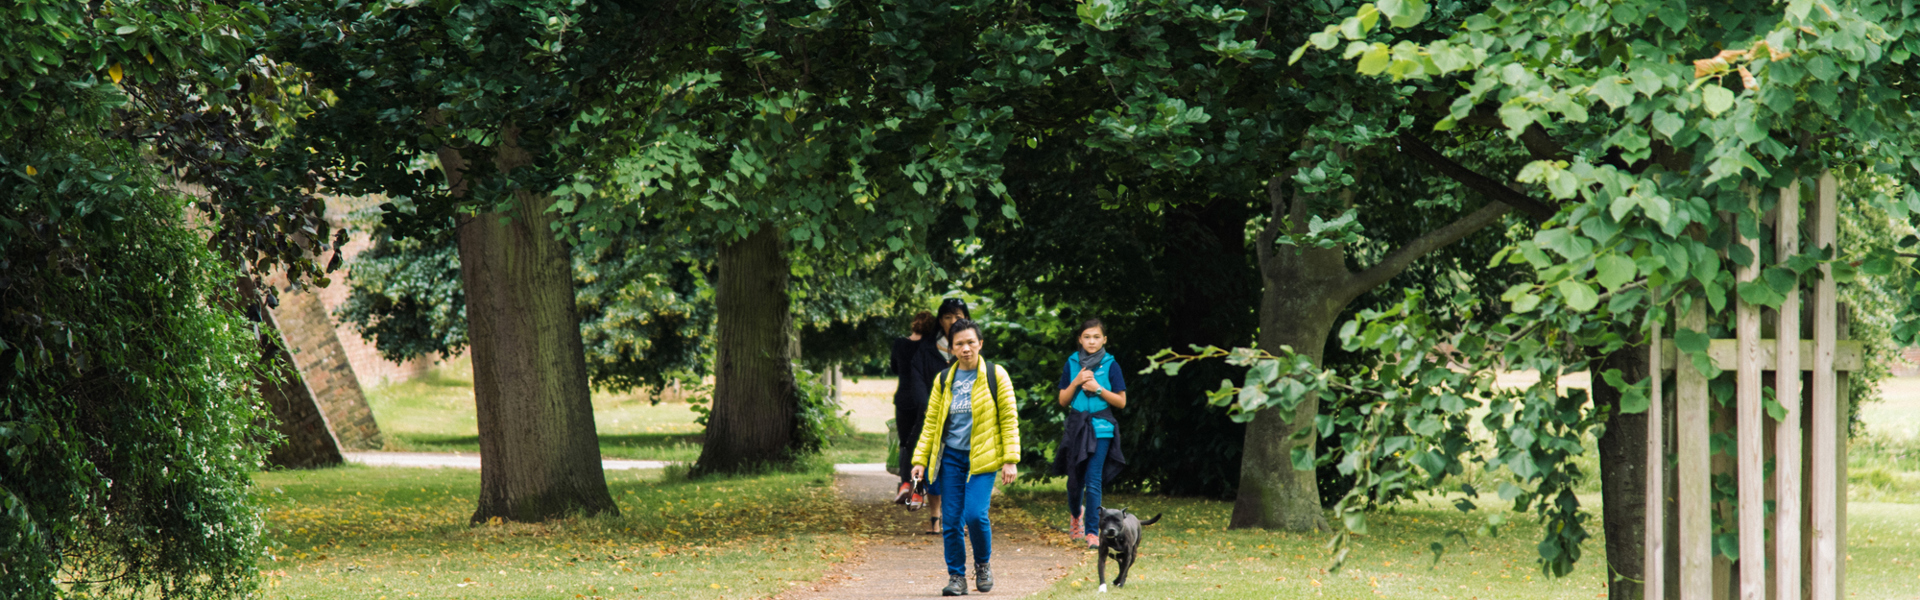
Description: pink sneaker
1085,532,1099,549
1068,513,1082,540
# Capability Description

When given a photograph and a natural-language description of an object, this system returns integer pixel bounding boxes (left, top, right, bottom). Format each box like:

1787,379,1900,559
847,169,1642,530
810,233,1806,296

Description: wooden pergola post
1644,173,1854,600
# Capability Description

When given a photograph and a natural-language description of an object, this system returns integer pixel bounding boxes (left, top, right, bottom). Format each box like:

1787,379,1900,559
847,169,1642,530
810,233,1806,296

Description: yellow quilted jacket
912,361,1021,483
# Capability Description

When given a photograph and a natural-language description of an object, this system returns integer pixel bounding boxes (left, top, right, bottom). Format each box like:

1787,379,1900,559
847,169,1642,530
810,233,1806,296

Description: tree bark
694,226,800,474
444,130,618,523
1232,173,1352,531
1592,344,1650,600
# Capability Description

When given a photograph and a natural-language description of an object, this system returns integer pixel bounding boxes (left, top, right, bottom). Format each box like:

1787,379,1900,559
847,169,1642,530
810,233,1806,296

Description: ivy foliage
1,139,271,598
1150,0,1920,577
1,0,346,595
5,0,340,297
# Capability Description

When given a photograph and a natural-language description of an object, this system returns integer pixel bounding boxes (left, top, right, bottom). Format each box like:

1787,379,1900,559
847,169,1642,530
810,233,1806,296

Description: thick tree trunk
1231,160,1512,531
694,226,800,474
1592,344,1650,600
1231,170,1355,531
445,132,617,523
1232,256,1347,531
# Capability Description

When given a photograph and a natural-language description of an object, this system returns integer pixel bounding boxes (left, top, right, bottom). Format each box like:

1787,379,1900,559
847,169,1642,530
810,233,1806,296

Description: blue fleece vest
1068,352,1117,438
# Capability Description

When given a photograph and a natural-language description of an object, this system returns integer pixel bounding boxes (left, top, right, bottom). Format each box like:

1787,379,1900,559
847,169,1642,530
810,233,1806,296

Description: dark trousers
1066,437,1110,534
895,403,926,483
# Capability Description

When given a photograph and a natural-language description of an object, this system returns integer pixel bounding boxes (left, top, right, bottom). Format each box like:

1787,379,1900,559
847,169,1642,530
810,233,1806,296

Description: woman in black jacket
891,299,970,532
890,311,941,500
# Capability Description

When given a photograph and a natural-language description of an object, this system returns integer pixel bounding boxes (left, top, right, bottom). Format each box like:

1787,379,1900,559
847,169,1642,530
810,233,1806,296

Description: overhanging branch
1397,132,1557,222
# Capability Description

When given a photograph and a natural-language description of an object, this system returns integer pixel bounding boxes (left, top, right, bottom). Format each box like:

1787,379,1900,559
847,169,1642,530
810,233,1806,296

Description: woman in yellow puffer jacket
909,319,1019,596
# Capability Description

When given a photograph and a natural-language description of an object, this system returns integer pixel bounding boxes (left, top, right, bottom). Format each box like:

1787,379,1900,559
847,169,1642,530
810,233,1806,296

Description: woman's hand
1000,463,1017,485
911,465,925,481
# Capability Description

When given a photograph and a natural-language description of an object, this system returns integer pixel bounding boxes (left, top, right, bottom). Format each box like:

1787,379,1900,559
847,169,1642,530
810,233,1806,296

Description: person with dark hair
910,318,1021,596
1049,318,1128,549
933,297,971,361
903,298,970,531
889,311,941,504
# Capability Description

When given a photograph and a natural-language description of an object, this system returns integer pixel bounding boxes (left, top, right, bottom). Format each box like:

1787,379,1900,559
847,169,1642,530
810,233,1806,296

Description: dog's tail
1138,513,1162,527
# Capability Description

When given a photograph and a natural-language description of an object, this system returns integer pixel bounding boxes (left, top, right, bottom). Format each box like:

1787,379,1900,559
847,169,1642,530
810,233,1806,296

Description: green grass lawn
363,358,886,464
1002,483,1920,599
1003,483,1614,600
253,464,857,600
348,362,1920,598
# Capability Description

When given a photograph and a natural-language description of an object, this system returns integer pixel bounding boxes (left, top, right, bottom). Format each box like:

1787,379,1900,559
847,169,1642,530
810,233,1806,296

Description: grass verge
363,358,887,464
253,464,856,600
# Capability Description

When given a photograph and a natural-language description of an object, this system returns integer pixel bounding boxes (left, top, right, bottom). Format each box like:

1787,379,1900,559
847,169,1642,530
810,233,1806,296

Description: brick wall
317,202,443,388
259,307,346,468
1894,347,1920,377
273,282,385,451
257,200,403,455
309,265,439,388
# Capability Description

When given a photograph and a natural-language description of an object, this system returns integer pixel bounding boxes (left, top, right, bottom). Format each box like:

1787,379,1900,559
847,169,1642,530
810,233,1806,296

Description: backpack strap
985,361,1008,449
984,360,999,406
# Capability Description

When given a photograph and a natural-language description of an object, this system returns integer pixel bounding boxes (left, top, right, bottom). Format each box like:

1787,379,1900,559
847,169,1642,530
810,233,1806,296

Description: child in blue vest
1049,318,1128,549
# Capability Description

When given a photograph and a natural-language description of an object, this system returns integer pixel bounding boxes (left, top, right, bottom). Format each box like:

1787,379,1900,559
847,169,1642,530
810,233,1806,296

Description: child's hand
1073,369,1094,388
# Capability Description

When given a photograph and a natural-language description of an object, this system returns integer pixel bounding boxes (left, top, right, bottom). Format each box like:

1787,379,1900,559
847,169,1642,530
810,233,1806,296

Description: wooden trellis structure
1644,173,1862,600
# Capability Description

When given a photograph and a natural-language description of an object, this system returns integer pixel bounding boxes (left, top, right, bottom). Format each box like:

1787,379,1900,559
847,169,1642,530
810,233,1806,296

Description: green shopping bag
884,418,899,475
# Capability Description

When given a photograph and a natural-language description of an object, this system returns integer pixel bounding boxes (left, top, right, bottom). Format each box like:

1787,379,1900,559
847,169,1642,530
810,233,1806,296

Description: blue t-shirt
1057,353,1126,438
943,368,978,451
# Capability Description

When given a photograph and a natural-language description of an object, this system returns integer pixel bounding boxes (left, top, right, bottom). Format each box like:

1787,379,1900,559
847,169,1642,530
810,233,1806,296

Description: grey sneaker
975,562,994,592
942,573,968,596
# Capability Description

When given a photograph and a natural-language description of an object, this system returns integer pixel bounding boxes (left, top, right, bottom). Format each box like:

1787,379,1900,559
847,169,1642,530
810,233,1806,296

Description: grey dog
1095,507,1161,591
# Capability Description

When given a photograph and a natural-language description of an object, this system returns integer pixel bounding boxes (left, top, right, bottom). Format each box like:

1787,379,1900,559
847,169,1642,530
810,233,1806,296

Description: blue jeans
1066,437,1110,535
936,448,995,576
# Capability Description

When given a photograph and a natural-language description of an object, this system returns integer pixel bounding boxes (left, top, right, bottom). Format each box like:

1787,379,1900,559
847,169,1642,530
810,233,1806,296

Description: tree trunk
445,131,617,523
1230,168,1356,531
1232,252,1347,531
1592,344,1650,600
694,226,800,474
1231,159,1513,531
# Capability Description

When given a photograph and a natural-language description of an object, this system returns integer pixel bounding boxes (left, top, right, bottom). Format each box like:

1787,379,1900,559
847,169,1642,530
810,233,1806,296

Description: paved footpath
344,452,899,475
343,452,1083,598
778,470,1082,600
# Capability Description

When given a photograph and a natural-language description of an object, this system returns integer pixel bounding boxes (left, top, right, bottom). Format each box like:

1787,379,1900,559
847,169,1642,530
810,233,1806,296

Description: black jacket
890,336,949,413
1051,407,1127,480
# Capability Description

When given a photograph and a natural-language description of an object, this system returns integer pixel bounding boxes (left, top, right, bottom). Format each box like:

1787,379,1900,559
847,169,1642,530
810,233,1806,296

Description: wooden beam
1737,190,1765,600
1809,171,1839,600
1646,300,1666,600
1654,339,1864,372
1678,301,1712,600
1835,306,1850,600
1775,182,1803,600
